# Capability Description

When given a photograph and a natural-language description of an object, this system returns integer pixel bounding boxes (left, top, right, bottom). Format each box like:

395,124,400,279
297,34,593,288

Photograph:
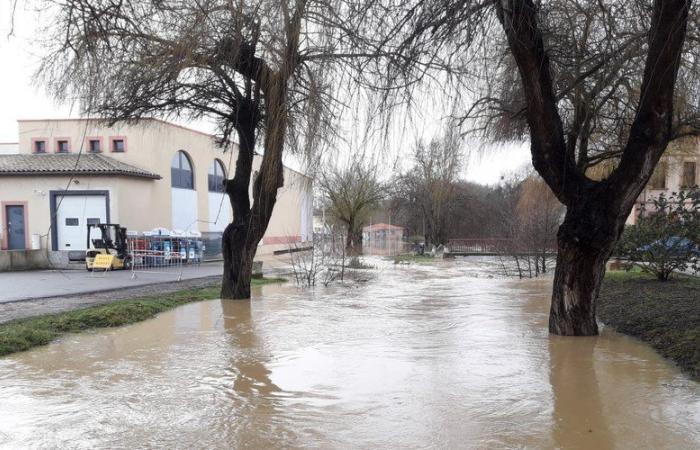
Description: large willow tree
39,0,411,299
396,0,694,335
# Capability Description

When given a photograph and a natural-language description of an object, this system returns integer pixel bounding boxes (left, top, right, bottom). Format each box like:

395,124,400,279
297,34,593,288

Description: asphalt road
0,263,224,304
0,254,297,323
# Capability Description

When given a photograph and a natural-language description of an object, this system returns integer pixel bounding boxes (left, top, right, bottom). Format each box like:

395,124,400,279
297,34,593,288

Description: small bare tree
319,160,385,255
288,226,347,287
395,129,463,246
514,175,564,275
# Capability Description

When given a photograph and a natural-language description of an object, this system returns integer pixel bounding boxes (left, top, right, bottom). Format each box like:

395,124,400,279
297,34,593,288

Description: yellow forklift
85,223,132,271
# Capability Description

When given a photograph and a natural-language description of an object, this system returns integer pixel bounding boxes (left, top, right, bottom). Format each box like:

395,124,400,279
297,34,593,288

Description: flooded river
1,259,699,449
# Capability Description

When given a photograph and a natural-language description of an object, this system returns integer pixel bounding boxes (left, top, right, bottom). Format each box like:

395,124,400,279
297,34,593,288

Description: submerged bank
0,277,286,357
598,271,700,380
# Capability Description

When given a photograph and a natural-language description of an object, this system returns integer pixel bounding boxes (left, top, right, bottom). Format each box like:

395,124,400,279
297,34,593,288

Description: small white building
0,119,313,266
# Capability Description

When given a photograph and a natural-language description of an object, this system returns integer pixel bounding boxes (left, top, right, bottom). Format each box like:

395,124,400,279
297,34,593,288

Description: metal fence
446,238,513,254
128,233,204,280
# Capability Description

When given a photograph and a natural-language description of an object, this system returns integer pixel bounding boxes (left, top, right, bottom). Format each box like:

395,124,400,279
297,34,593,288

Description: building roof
0,154,161,179
363,223,405,231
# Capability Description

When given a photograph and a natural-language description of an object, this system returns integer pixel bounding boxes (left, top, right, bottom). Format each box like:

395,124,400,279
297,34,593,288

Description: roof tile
0,154,161,179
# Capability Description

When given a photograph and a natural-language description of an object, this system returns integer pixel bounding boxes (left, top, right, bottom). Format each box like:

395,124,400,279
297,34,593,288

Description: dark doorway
6,205,26,250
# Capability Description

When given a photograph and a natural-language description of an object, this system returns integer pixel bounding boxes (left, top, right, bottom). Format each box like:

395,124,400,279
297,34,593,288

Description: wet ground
0,257,698,449
0,263,223,303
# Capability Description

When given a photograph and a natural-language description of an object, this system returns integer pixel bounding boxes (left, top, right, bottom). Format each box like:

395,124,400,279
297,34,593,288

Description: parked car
638,236,700,257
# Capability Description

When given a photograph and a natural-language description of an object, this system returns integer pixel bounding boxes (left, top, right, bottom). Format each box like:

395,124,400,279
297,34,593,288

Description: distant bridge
444,238,512,257
444,238,556,257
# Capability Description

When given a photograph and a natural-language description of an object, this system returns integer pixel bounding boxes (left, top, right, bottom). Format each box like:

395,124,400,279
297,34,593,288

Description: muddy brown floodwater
1,258,699,449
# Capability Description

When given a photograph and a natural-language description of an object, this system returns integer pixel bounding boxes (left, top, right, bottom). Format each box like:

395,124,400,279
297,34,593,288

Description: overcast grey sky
0,1,531,184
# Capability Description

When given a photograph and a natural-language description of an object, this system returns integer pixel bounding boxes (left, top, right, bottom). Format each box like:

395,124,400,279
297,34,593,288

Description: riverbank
598,271,700,380
0,277,286,357
392,254,436,264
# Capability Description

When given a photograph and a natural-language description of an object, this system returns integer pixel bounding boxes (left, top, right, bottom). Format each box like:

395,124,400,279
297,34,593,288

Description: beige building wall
0,175,155,249
3,119,313,254
17,119,233,233
626,138,699,225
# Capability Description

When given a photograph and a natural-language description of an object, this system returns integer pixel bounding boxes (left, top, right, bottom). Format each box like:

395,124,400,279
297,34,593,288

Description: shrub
616,188,700,281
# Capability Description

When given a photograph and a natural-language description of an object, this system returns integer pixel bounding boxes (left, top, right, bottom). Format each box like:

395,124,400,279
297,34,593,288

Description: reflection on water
0,257,698,449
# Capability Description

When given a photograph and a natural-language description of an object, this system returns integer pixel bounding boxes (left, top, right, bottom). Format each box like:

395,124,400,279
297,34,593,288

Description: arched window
208,159,226,192
171,150,194,189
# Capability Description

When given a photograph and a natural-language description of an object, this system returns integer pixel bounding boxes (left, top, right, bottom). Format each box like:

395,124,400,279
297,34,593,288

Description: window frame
171,150,195,189
681,161,697,188
109,136,127,153
86,137,103,153
31,138,48,154
54,138,71,154
649,161,667,190
208,159,227,192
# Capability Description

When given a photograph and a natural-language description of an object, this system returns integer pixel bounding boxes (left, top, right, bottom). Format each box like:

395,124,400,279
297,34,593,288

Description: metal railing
128,233,204,280
446,238,513,254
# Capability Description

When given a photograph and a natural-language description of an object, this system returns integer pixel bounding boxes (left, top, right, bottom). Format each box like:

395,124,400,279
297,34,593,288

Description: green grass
0,277,286,357
392,253,436,264
599,271,700,380
603,267,649,281
252,277,288,285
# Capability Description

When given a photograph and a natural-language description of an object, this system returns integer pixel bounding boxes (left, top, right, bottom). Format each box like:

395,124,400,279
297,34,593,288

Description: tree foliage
449,0,700,172
510,175,563,276
319,160,385,254
617,189,700,281
394,130,463,245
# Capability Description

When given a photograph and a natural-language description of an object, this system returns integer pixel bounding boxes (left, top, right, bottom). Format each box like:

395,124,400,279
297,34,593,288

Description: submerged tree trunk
548,204,621,335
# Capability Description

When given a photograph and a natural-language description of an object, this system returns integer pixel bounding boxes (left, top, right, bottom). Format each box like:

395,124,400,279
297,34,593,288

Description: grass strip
0,277,286,357
599,271,700,380
392,254,436,264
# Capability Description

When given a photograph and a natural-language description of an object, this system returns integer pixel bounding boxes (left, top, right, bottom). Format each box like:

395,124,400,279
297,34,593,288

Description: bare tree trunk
345,227,363,255
222,221,257,299
496,0,689,335
514,255,523,279
548,206,619,335
541,252,546,273
221,110,259,300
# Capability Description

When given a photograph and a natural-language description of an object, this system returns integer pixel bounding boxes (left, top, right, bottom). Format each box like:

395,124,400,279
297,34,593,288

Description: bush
616,188,700,281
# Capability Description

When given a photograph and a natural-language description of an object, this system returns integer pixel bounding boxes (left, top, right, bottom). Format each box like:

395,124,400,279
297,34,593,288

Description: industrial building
0,118,313,269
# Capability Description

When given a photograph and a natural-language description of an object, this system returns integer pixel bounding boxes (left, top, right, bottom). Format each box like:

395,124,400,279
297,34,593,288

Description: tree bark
345,225,363,255
221,219,257,299
221,104,259,300
548,197,624,335
550,237,606,335
550,240,608,335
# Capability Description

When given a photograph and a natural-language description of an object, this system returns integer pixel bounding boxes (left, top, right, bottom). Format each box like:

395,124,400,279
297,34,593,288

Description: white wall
171,188,198,232
208,192,230,232
0,143,18,154
300,189,313,242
